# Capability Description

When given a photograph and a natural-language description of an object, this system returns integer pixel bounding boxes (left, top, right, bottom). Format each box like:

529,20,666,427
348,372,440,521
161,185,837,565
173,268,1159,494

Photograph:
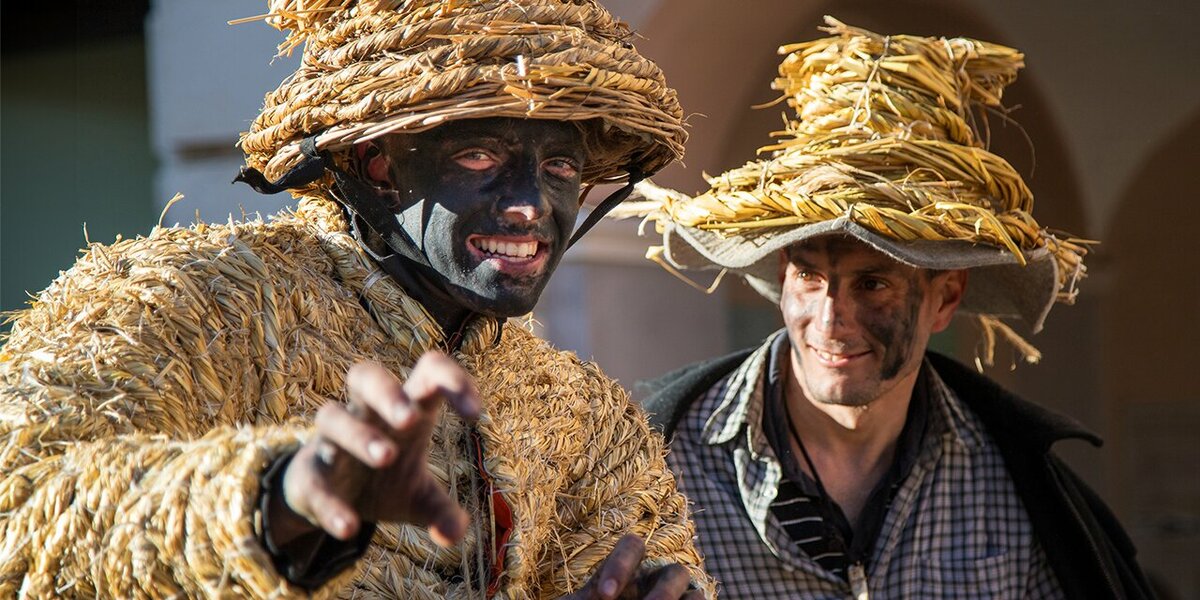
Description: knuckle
347,360,383,378
663,563,688,578
414,351,446,371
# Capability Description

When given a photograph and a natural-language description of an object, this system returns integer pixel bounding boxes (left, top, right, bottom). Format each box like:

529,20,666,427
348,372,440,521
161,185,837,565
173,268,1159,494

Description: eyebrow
853,264,904,277
789,251,903,277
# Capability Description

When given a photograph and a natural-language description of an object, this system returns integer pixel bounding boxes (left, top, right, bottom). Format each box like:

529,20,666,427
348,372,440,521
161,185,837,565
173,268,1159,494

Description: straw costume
626,18,1152,599
0,1,714,598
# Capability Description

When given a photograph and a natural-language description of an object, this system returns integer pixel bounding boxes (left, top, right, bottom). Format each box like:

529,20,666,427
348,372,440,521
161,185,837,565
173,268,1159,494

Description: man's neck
783,352,920,523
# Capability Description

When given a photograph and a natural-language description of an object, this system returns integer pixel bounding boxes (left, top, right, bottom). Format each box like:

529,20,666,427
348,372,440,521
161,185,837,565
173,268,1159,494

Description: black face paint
861,272,925,380
365,118,585,328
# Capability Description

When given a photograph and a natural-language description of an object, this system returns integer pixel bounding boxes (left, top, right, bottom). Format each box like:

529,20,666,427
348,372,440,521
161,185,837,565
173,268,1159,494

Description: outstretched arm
0,231,348,597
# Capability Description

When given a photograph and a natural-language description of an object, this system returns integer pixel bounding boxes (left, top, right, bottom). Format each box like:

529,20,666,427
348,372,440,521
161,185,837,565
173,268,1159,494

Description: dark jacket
640,349,1155,600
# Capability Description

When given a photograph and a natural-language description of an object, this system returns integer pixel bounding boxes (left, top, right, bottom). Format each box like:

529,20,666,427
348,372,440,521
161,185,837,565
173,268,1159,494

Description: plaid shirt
667,332,1064,599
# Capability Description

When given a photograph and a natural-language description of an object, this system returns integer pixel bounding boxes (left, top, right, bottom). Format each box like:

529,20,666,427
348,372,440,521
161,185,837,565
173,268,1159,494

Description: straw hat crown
239,0,686,184
657,18,1081,263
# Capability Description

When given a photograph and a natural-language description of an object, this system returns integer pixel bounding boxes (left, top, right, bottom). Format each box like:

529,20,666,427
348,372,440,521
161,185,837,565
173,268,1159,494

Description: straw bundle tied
236,0,686,186
0,196,712,597
620,17,1091,364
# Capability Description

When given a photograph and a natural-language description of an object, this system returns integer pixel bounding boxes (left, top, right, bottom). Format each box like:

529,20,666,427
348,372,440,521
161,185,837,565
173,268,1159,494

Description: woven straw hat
238,0,686,185
623,17,1089,346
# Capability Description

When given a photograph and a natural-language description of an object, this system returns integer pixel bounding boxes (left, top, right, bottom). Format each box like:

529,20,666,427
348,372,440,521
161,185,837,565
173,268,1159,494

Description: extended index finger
592,534,646,600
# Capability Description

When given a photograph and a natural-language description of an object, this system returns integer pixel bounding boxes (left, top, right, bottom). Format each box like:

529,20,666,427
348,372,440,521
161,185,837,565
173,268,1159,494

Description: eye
453,149,498,171
543,157,580,180
861,277,889,291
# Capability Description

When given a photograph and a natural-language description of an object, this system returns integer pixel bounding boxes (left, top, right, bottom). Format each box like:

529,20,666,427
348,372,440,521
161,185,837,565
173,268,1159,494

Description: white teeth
473,238,538,258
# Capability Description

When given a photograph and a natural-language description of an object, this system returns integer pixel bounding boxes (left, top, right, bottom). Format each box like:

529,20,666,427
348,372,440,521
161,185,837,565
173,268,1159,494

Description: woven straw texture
0,197,713,598
625,17,1087,306
239,0,686,185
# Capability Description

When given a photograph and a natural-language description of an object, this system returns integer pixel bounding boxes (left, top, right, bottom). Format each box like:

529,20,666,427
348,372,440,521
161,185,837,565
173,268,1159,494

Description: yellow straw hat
622,17,1090,361
237,0,686,186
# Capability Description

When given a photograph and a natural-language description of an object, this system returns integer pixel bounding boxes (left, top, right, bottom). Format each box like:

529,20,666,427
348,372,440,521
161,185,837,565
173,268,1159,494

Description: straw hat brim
661,218,1058,333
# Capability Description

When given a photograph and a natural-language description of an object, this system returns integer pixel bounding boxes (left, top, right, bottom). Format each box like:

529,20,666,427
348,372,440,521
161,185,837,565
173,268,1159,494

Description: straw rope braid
627,17,1089,308
238,0,686,185
0,196,713,598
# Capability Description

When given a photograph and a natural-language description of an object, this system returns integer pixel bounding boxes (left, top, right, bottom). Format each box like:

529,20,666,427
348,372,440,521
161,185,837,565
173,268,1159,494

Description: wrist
260,452,319,550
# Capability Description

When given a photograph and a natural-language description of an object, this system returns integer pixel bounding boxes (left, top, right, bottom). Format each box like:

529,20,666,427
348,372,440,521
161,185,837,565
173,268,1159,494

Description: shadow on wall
0,3,157,322
1101,107,1200,600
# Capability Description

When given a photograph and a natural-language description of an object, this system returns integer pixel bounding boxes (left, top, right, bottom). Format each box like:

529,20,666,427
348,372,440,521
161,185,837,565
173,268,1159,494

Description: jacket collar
926,351,1102,451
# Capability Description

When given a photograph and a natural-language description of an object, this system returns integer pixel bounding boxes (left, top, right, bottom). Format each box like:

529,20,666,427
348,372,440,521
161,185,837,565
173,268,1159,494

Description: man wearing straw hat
0,2,713,598
628,19,1152,599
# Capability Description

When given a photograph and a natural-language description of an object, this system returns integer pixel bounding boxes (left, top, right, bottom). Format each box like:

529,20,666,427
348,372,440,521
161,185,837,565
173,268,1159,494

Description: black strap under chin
566,167,645,250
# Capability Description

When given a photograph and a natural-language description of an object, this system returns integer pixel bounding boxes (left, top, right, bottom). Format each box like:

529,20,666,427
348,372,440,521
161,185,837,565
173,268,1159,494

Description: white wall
147,0,299,224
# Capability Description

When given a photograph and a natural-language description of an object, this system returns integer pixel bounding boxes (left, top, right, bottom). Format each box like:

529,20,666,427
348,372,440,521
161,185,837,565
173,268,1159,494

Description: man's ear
929,269,968,333
356,141,392,188
778,250,789,285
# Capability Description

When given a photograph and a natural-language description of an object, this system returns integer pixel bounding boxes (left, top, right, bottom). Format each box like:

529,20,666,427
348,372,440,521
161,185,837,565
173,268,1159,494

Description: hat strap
566,167,645,250
236,139,645,252
233,136,329,194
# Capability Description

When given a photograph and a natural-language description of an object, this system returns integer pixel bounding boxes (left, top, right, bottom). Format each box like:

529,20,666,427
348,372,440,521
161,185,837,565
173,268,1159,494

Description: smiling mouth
808,345,871,366
471,236,538,259
467,234,549,272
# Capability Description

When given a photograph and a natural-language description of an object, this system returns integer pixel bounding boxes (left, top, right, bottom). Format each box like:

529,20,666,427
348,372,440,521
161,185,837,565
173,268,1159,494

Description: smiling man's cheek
859,280,925,381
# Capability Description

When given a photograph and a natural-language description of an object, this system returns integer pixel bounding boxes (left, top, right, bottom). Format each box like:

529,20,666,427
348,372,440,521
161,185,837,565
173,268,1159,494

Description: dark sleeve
636,348,754,439
1046,454,1157,600
1053,455,1158,599
258,453,377,591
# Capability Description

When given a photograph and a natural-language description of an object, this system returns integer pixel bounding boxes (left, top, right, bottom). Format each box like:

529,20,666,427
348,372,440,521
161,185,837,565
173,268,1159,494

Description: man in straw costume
0,1,716,598
625,18,1152,599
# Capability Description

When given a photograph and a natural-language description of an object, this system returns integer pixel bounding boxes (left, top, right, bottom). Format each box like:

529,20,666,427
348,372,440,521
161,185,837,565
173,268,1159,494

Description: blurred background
2,0,1197,596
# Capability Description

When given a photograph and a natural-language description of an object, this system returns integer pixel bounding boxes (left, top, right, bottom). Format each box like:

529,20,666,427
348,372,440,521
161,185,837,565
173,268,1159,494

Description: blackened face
370,118,584,319
778,236,965,407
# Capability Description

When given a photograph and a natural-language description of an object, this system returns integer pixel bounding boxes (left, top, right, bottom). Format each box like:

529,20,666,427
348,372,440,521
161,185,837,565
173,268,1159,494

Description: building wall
1,39,157,316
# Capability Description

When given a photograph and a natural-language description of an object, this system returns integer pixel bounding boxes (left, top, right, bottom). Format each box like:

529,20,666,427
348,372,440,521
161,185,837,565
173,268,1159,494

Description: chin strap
566,166,645,250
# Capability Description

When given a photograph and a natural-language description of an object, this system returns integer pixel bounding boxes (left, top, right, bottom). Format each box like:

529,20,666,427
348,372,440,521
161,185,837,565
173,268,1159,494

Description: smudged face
778,236,966,407
368,118,585,318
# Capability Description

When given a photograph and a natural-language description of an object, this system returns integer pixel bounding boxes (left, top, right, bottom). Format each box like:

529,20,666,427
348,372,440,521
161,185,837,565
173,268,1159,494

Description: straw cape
0,197,710,599
620,17,1090,363
0,1,711,597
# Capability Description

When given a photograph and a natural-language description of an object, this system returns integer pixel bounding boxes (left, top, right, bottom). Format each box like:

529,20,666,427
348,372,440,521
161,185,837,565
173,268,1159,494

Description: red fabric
471,430,512,597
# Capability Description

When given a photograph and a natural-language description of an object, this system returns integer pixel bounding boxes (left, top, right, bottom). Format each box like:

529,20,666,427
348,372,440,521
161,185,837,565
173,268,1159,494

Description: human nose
813,289,850,334
496,158,548,223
